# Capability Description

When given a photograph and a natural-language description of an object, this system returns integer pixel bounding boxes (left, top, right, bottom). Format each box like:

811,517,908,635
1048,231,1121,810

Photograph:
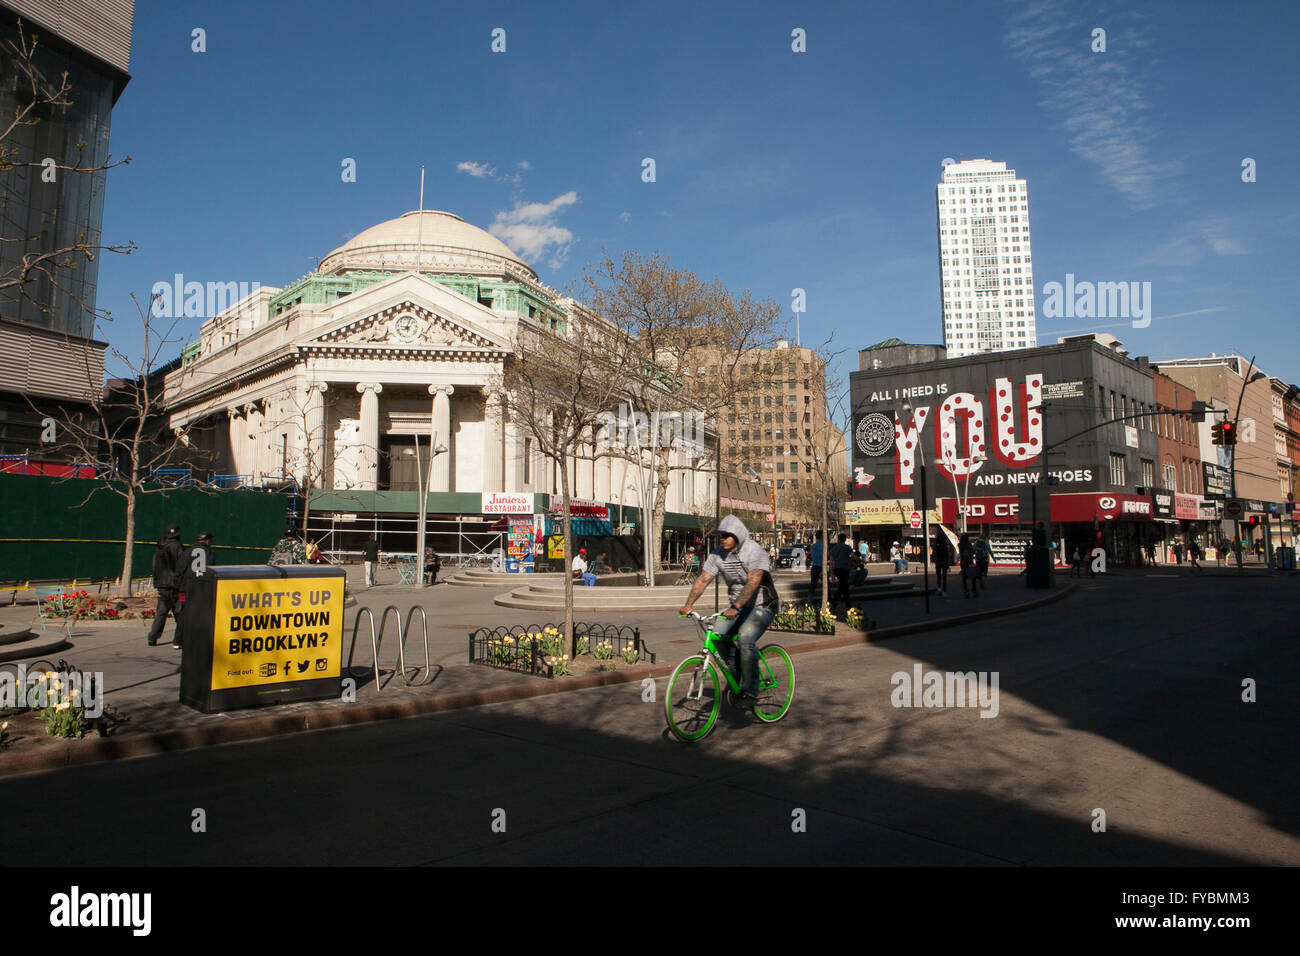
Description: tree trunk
119,488,136,598
820,488,830,609
651,446,671,581
560,441,575,656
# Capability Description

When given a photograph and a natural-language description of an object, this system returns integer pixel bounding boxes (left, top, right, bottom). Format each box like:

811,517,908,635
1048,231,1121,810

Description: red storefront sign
1174,494,1201,520
1049,492,1154,523
942,493,1154,524
940,496,1022,524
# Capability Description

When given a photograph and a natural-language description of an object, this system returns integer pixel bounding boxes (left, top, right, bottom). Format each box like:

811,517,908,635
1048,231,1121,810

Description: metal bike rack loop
345,605,434,691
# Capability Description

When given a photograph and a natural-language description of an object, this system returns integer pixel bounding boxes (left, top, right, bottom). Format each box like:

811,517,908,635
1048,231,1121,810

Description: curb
0,583,1078,778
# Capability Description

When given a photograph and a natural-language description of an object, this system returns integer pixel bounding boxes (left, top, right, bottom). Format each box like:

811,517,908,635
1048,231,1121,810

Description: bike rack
345,604,434,691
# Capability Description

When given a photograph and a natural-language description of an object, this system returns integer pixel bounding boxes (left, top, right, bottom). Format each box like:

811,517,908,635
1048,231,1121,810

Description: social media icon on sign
315,659,327,671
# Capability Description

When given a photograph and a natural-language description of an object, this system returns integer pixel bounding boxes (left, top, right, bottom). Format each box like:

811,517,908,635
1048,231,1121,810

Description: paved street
1,571,1295,865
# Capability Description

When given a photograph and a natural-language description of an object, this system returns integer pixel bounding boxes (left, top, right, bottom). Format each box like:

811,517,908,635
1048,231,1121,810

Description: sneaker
171,642,182,649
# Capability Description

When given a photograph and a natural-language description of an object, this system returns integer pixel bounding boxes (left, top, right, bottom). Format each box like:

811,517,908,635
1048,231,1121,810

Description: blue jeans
712,604,774,697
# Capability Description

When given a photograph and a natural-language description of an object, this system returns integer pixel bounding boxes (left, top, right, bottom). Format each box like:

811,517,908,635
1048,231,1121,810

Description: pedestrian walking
1232,537,1244,568
1188,539,1202,570
1070,543,1084,577
974,537,990,590
809,533,824,601
959,533,977,598
932,532,950,596
829,533,854,608
1172,541,1183,565
362,534,379,587
175,531,215,649
146,524,186,646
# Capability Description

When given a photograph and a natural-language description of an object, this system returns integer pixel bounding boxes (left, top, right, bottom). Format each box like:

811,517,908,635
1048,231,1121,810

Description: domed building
162,210,717,564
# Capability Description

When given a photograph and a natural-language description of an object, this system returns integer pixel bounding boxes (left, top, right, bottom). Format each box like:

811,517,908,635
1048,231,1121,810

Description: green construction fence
0,473,288,583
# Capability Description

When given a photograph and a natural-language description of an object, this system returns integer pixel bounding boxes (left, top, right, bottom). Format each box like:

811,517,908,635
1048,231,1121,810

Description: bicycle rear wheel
664,655,721,741
752,644,794,722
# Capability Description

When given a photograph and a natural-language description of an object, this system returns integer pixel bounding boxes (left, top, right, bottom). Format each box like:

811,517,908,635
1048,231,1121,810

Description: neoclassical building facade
162,210,716,556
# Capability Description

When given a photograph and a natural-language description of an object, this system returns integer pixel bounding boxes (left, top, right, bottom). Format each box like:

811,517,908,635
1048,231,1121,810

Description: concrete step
0,623,35,646
0,632,71,664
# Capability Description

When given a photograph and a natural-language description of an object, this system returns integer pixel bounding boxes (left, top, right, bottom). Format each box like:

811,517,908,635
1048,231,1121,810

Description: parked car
777,547,795,568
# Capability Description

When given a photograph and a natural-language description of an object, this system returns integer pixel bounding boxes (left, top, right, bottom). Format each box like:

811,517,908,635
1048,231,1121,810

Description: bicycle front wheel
665,655,721,742
753,644,794,722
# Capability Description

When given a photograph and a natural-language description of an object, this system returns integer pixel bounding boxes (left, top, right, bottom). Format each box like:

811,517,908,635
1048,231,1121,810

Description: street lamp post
903,402,930,615
942,451,986,534
1229,356,1267,570
411,433,448,589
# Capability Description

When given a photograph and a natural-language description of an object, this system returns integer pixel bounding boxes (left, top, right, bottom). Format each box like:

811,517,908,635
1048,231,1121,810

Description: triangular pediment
311,300,504,351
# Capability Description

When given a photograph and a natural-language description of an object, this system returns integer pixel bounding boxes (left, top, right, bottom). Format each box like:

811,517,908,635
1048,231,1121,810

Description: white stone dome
318,210,536,279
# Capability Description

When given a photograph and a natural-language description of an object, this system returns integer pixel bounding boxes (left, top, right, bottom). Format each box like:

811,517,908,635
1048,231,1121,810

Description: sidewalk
0,565,1076,774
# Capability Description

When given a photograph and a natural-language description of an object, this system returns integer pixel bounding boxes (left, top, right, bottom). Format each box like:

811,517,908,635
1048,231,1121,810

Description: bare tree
39,293,210,595
0,16,133,326
494,308,632,645
576,252,782,580
780,346,850,608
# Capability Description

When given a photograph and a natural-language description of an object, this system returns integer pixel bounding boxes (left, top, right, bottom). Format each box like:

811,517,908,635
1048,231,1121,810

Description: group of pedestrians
146,524,215,648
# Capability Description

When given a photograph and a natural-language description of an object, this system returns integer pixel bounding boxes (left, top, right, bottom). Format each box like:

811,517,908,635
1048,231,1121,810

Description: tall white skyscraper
936,159,1036,357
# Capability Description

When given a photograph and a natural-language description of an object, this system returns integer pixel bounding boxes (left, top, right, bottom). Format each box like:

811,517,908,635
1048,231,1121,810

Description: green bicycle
664,610,795,742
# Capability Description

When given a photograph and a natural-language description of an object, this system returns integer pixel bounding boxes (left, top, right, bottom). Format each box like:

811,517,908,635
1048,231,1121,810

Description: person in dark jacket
174,532,215,649
146,524,187,646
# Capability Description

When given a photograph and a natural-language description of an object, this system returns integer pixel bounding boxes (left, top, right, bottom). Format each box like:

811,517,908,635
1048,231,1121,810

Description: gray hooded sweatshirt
703,515,778,609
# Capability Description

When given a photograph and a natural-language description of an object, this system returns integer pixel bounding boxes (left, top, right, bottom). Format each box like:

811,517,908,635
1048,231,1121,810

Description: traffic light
1212,421,1237,445
1248,515,1259,527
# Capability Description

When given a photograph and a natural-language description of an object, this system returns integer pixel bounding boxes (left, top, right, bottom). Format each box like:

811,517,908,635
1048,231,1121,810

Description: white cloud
457,161,496,178
1004,1,1169,208
489,192,579,262
516,160,532,170
619,211,631,223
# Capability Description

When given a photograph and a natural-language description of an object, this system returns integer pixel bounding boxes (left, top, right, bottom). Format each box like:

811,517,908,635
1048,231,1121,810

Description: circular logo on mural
856,413,895,457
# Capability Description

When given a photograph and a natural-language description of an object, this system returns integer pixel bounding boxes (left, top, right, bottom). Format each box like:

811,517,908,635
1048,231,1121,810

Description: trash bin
1026,546,1054,589
1277,546,1294,570
506,558,519,573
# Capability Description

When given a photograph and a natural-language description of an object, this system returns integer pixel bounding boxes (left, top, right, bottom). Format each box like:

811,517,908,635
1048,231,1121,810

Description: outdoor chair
32,584,74,641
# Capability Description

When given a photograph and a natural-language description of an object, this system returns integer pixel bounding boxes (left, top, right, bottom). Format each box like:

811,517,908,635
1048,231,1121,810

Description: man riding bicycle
678,515,779,703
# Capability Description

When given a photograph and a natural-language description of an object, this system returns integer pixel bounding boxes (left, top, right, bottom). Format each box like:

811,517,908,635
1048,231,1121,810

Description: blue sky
98,0,1299,386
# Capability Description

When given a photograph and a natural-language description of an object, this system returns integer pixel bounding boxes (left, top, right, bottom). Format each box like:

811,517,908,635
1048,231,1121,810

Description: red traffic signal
1248,515,1258,526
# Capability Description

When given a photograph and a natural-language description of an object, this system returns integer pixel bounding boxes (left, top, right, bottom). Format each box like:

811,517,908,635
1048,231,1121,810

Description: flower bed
770,603,837,634
469,622,655,678
39,591,156,621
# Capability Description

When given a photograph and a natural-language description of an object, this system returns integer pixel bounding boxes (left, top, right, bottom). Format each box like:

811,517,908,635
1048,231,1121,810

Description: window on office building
1109,453,1126,486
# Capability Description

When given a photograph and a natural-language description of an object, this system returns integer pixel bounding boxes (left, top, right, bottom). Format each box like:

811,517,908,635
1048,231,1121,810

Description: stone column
227,407,244,475
248,401,265,485
594,442,611,502
483,387,504,493
429,384,454,492
304,382,329,488
355,383,383,490
503,420,520,491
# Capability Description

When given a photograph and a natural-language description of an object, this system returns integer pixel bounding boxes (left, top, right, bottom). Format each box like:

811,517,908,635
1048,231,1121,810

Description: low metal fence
468,621,654,677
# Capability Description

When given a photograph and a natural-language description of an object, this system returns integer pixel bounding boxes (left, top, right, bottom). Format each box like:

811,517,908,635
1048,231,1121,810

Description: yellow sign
547,535,566,559
211,578,344,690
844,499,941,526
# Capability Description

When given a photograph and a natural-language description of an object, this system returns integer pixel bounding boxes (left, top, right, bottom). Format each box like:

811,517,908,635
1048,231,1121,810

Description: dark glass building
0,0,132,457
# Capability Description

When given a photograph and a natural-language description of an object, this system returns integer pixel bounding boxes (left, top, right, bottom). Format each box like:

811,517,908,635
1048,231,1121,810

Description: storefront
845,498,939,562
850,337,1164,569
